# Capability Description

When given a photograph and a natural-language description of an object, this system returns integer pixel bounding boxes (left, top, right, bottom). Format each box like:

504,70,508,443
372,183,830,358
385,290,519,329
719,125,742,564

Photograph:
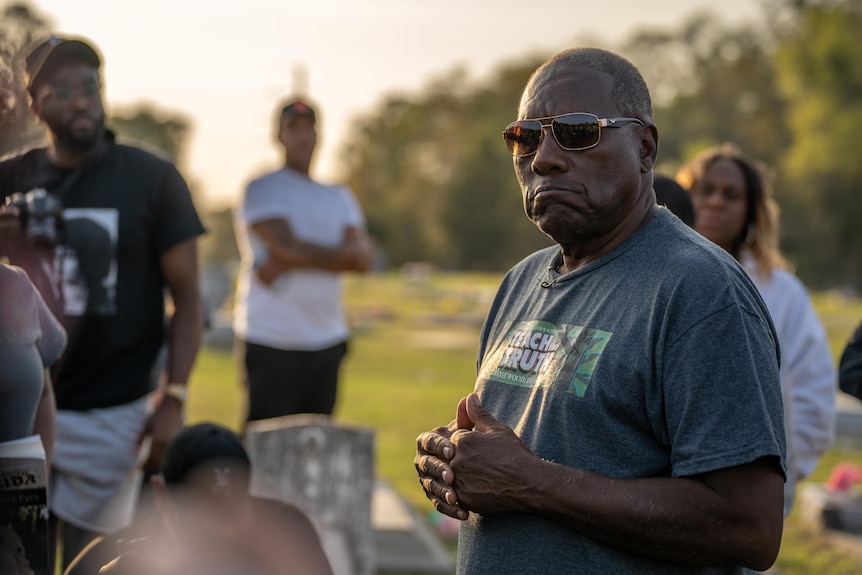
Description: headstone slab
799,483,862,534
245,414,376,575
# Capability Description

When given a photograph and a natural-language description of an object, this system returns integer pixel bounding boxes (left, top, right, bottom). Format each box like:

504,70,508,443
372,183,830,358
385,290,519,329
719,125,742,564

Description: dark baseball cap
280,99,316,123
24,35,101,94
161,423,251,486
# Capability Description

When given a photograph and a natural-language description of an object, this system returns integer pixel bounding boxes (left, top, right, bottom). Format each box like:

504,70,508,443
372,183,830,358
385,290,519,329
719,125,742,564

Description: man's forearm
33,370,56,467
266,240,349,272
250,219,371,274
166,294,202,386
509,457,783,570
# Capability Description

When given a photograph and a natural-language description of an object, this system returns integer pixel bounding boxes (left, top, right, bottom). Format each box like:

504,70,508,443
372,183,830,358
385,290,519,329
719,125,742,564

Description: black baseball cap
280,99,316,123
161,423,251,486
24,35,101,95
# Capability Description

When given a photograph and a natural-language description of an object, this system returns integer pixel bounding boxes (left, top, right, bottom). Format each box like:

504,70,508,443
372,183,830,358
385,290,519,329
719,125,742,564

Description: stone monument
245,414,376,575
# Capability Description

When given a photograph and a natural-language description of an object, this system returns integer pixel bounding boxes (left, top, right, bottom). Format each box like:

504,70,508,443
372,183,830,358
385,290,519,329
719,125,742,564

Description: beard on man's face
48,112,105,151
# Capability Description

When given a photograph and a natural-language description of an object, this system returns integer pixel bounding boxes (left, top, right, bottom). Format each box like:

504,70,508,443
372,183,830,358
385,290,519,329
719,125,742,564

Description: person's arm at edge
839,320,862,399
33,369,56,467
29,262,65,468
419,394,784,571
144,237,203,468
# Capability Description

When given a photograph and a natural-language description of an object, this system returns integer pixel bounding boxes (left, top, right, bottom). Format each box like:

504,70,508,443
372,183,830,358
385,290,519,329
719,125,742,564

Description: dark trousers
238,339,348,422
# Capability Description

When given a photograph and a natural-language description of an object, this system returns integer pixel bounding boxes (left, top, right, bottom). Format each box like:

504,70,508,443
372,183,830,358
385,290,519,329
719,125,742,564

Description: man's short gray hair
528,47,653,123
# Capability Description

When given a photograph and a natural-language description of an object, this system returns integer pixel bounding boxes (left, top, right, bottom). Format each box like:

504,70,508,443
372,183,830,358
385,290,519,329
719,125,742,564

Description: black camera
4,188,64,247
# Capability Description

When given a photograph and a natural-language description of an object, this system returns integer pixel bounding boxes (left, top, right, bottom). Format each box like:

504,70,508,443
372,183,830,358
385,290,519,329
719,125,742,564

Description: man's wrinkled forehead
519,65,614,117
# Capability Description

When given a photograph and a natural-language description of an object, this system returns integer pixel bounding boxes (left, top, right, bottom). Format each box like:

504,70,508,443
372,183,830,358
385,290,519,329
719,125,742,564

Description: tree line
3,0,861,289
339,0,862,289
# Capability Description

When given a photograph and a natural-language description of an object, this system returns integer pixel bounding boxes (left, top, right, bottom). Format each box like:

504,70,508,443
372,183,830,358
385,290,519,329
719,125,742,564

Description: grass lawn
186,271,862,574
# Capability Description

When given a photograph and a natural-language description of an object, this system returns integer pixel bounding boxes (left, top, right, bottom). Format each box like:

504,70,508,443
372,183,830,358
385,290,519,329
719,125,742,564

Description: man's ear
640,123,659,174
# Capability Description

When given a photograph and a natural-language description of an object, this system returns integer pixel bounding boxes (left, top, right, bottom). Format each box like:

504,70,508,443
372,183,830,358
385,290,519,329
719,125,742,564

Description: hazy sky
24,0,762,208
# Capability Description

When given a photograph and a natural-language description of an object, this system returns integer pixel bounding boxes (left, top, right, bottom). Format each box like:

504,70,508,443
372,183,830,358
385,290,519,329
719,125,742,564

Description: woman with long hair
677,143,836,516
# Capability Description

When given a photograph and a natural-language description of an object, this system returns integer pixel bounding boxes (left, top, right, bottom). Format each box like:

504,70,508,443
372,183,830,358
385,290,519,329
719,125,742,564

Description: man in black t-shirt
0,35,205,573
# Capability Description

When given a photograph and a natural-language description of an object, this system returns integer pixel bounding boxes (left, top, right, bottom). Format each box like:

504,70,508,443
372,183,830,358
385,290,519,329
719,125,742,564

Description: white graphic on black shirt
60,208,118,316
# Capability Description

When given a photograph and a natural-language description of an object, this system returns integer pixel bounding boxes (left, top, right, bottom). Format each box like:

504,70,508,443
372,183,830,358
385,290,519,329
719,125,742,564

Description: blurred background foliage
2,0,861,288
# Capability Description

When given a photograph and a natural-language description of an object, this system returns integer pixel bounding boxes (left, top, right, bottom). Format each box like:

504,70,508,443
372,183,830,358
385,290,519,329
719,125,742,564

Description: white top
742,253,836,514
232,168,365,350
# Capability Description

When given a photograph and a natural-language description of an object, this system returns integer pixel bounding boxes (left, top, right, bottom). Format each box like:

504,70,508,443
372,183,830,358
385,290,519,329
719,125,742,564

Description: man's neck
557,199,659,275
283,163,311,179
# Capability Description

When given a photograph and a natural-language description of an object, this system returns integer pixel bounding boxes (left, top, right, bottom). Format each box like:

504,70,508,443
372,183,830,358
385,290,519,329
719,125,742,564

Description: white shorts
49,395,152,533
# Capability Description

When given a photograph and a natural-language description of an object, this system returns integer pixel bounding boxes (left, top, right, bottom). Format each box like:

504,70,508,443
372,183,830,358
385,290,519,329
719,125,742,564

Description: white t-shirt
232,168,365,350
742,253,836,515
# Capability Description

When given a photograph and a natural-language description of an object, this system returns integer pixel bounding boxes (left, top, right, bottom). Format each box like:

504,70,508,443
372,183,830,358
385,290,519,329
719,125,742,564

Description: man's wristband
164,383,187,403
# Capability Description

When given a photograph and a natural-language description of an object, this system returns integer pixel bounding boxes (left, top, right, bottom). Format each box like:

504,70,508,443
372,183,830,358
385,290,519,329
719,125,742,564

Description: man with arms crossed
233,98,372,424
415,47,786,574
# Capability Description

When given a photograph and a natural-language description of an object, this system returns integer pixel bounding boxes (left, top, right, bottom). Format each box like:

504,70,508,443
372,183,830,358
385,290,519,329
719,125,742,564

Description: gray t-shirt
0,264,67,442
457,208,786,575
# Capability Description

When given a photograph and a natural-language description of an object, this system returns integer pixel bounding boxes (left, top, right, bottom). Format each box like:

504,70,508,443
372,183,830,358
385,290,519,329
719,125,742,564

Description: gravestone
798,483,862,563
800,483,862,534
245,414,376,575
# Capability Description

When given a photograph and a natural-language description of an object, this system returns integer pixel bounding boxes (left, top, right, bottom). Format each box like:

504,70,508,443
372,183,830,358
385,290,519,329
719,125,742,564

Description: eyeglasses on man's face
37,80,101,103
502,112,644,157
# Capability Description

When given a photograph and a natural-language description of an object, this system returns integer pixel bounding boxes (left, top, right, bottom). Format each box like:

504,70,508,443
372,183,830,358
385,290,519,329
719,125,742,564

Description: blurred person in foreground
0,68,67,461
0,262,66,461
233,98,372,426
0,262,66,575
0,35,205,570
0,62,65,575
63,422,334,575
676,143,836,516
415,47,787,574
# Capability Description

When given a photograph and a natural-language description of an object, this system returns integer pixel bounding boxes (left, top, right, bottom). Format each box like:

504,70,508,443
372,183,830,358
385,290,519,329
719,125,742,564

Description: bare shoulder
252,496,319,535
250,496,335,574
